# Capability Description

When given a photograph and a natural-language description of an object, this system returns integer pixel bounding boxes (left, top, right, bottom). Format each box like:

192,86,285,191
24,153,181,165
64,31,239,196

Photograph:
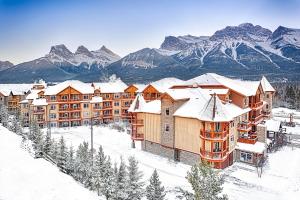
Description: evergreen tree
0,105,9,127
31,122,44,158
43,135,53,156
127,156,144,200
146,169,166,200
177,162,228,200
57,136,67,171
113,157,128,200
100,156,115,200
50,139,59,162
91,146,107,195
66,145,75,175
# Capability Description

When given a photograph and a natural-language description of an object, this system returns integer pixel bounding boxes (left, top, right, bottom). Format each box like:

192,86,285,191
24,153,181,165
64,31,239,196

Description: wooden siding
175,117,202,154
144,113,161,143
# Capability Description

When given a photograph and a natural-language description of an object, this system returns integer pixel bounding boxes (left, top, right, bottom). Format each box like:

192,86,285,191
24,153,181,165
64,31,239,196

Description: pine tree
0,104,9,127
66,145,75,175
31,121,44,158
100,156,115,200
43,135,53,156
50,139,59,162
127,156,144,200
146,169,166,200
182,162,228,200
91,146,107,195
57,136,67,171
113,157,128,200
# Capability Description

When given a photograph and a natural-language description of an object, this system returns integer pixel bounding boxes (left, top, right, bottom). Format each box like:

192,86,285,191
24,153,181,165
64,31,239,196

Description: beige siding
144,113,161,143
175,117,201,154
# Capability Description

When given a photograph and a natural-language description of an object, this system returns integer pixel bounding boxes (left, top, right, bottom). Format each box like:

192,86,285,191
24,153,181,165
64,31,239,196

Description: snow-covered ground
1,107,300,200
273,107,300,135
0,126,100,200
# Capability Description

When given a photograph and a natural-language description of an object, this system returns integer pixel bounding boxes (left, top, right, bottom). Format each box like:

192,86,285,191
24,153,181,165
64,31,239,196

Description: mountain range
0,23,300,83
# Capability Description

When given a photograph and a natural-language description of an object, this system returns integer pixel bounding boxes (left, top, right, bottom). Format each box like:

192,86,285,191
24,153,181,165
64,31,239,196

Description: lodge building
128,73,275,169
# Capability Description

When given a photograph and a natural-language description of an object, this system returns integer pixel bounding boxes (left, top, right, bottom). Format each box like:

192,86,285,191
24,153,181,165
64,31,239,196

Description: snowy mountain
0,23,299,83
0,45,120,83
0,60,13,71
109,23,300,83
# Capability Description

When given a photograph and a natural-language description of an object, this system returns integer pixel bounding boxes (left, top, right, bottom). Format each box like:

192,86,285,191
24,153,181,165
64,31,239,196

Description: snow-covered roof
93,79,127,93
186,73,261,96
224,103,251,119
0,84,33,96
19,99,29,104
265,119,281,132
128,94,161,114
132,84,147,92
32,98,48,106
202,88,229,95
44,80,94,95
147,77,186,93
236,142,266,154
261,76,275,92
26,89,43,100
90,96,103,103
164,88,209,100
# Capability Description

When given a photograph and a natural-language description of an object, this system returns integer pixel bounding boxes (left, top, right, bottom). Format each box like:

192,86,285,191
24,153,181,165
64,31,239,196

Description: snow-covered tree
31,121,44,158
127,156,144,200
113,157,128,200
0,105,9,127
66,145,75,175
177,162,228,200
50,139,59,162
91,145,107,195
146,169,166,200
74,142,93,187
57,136,67,171
43,135,53,156
100,156,115,200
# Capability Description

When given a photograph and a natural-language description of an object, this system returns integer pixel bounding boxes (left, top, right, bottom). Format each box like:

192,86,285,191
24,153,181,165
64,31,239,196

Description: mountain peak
49,44,73,59
0,60,14,71
75,45,93,57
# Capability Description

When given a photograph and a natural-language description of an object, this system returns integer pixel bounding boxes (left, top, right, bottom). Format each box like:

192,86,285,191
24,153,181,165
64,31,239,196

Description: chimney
212,93,216,120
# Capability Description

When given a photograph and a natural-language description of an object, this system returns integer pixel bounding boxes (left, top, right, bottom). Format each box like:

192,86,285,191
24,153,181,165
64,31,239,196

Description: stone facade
160,98,186,148
257,124,267,143
179,150,201,165
263,91,273,119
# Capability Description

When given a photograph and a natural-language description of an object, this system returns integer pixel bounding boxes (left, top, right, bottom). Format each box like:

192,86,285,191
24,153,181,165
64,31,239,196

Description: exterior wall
144,113,161,143
257,124,267,143
263,91,273,118
160,97,186,148
230,90,247,108
174,117,202,154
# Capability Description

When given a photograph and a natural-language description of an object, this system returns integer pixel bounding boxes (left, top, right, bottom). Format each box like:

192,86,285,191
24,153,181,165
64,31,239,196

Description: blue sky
0,0,300,64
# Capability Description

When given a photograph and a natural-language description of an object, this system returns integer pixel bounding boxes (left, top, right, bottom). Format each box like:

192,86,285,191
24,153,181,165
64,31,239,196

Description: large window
83,103,89,109
49,113,56,119
50,104,56,110
114,101,120,107
114,109,120,115
50,95,56,101
240,151,253,163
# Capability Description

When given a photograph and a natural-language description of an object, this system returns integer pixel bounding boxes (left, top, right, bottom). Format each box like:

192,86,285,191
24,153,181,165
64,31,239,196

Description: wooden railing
237,121,251,132
33,109,45,114
200,148,228,160
237,134,258,144
249,101,263,109
250,114,263,123
132,119,144,126
200,129,228,140
131,133,144,140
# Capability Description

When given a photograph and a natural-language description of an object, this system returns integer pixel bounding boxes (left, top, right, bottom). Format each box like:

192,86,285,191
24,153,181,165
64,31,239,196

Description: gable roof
92,79,127,93
44,80,94,95
0,84,33,96
261,76,275,92
128,93,161,114
145,77,186,93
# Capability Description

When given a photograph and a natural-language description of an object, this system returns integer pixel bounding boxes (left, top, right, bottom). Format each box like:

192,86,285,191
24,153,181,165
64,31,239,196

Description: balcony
33,109,45,114
131,133,144,141
103,105,113,109
36,118,45,123
237,134,258,144
237,121,251,132
262,111,271,117
250,114,264,124
69,107,80,111
58,117,69,121
200,148,228,160
200,129,228,140
249,101,263,109
93,106,102,110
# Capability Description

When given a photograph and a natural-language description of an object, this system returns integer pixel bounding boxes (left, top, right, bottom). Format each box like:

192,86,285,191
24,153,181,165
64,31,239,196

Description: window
266,104,269,109
114,93,120,99
83,95,89,100
213,142,221,152
50,95,56,101
83,111,89,117
240,152,253,163
114,109,120,115
49,113,56,119
50,104,56,110
215,122,221,132
114,101,120,106
83,103,89,109
165,108,170,116
25,112,29,117
266,94,269,98
83,120,90,126
165,123,170,132
230,135,234,142
105,94,110,99
61,95,68,101
50,122,57,127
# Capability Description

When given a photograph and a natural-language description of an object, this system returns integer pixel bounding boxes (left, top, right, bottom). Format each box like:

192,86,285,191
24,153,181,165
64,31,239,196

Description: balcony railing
33,109,45,114
131,133,144,140
200,129,228,140
262,111,271,117
249,101,263,109
250,114,264,124
237,121,251,132
237,134,258,144
200,148,228,160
